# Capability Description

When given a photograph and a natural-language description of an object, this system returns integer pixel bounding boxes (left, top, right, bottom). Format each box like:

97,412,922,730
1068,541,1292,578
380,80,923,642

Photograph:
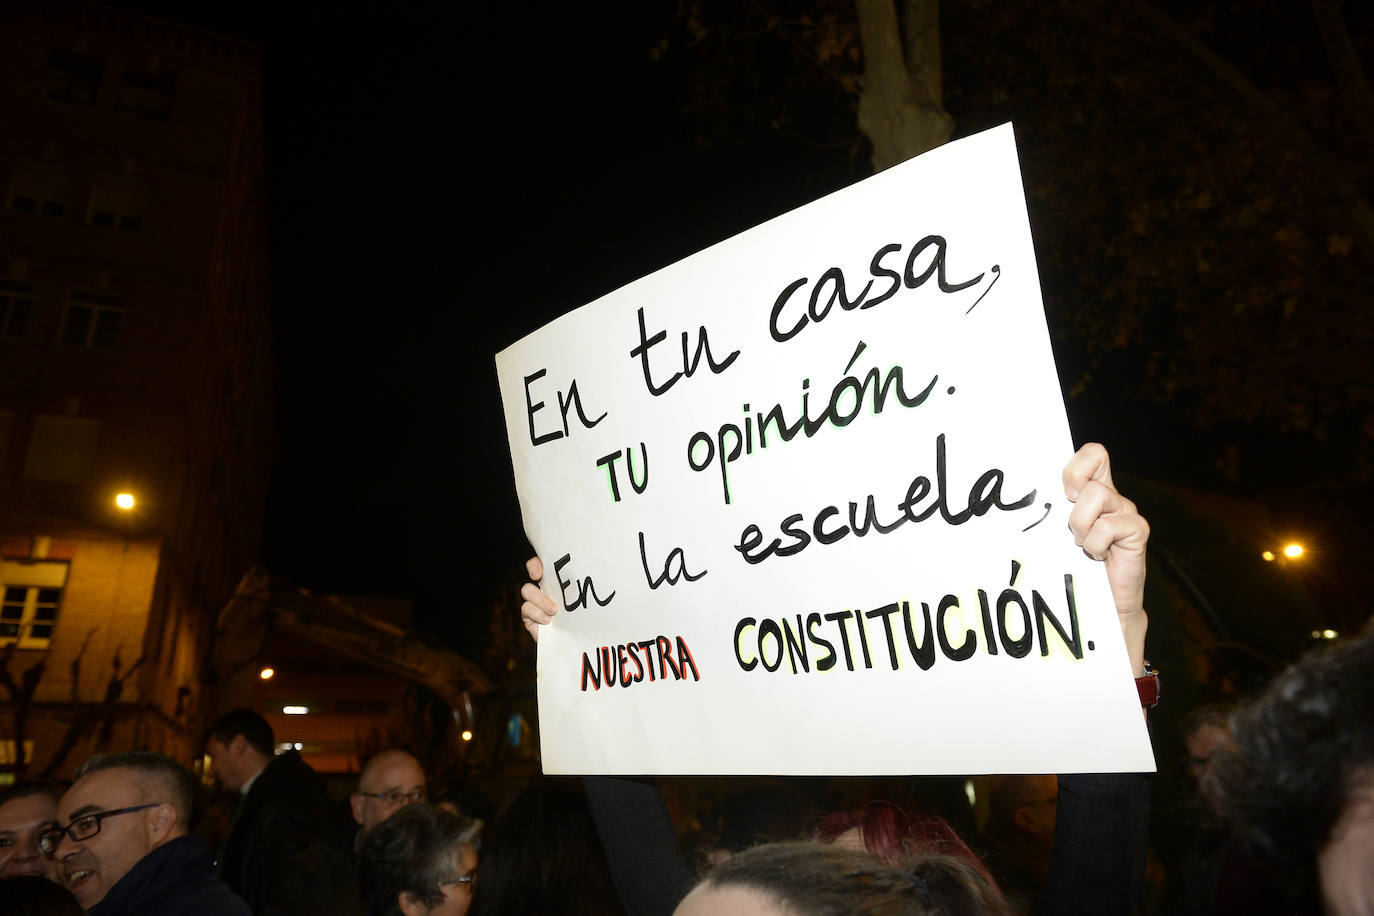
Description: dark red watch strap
1135,666,1161,708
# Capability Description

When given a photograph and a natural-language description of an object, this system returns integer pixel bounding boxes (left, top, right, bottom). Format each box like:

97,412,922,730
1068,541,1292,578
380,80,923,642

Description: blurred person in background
468,784,625,916
352,749,427,843
206,708,360,915
1210,618,1374,916
979,775,1058,913
0,782,61,880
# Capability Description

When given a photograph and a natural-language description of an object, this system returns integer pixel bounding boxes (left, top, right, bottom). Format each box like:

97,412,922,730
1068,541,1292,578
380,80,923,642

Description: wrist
1119,610,1148,678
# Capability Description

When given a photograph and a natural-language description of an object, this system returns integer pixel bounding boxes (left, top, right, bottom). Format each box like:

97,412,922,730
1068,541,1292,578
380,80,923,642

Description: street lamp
1261,542,1307,563
115,492,135,510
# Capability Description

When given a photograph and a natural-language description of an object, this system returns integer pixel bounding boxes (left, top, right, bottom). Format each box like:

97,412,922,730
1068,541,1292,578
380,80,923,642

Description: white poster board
496,124,1156,775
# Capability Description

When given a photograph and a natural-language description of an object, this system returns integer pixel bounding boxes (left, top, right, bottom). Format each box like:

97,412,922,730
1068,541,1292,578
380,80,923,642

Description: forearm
584,776,695,916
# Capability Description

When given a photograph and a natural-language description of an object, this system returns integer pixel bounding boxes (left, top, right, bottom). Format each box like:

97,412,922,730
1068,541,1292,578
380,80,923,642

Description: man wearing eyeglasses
47,751,248,915
351,749,428,839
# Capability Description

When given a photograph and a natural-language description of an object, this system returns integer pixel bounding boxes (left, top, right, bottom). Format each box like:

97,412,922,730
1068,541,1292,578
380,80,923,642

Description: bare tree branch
1311,0,1374,155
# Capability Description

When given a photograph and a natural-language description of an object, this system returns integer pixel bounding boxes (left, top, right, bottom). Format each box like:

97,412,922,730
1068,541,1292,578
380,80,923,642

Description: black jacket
89,835,249,916
217,751,361,916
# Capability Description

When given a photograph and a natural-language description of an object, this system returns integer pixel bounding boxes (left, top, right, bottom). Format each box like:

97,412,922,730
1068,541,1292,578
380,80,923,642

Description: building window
41,52,104,107
7,163,71,219
0,282,36,338
88,185,147,231
61,291,124,349
115,71,174,122
22,415,101,485
0,559,69,649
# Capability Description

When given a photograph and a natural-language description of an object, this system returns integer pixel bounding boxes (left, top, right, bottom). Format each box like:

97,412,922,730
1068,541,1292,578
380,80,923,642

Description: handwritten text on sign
496,124,1155,775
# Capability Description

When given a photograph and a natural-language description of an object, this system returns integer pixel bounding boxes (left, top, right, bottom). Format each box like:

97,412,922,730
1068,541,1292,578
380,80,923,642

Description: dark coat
89,835,249,916
217,750,361,916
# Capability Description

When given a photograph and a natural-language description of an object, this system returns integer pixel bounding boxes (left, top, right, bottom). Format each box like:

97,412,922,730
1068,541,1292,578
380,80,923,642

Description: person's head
433,786,493,828
985,774,1059,849
47,751,195,909
467,784,622,916
674,841,1008,916
358,803,479,916
204,708,275,792
715,784,818,856
1210,619,1374,916
811,801,1000,893
352,749,427,834
1182,704,1235,786
0,783,61,879
0,873,86,915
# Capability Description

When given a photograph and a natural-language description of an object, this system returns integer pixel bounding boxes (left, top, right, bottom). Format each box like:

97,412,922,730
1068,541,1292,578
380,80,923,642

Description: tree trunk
855,0,953,171
0,644,45,778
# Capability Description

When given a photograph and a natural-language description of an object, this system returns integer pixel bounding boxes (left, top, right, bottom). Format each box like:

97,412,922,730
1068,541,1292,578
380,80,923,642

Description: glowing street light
1261,550,1276,562
1283,543,1305,559
259,667,275,680
115,493,135,510
460,730,473,742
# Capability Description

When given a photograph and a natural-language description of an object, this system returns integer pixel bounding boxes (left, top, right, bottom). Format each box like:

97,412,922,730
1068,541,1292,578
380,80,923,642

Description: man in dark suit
206,709,360,915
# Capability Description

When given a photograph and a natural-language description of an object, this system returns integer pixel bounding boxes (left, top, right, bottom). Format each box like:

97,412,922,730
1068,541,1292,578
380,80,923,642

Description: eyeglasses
355,789,426,805
38,804,160,854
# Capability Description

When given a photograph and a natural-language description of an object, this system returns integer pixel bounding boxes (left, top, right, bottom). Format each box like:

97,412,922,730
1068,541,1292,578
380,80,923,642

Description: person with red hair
812,801,1006,906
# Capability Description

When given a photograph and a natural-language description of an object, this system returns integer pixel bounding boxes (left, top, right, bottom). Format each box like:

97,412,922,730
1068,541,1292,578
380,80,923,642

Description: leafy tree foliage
655,0,1374,498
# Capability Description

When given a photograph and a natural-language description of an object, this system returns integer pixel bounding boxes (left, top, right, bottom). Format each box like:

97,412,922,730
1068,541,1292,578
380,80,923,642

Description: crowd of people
1,445,1370,915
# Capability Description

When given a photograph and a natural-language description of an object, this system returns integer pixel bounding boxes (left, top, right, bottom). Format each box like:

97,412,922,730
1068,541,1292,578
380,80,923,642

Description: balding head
350,750,426,835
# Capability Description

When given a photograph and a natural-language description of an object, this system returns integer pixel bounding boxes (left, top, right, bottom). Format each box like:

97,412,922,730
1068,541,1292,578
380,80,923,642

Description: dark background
109,0,1374,654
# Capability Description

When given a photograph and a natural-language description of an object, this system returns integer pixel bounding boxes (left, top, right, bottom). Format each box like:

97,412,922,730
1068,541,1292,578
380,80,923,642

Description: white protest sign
496,123,1156,776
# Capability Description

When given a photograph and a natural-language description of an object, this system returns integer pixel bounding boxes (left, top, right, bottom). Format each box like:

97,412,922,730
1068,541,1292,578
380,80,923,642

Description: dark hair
810,801,1001,892
698,841,1009,915
206,708,275,757
0,874,86,915
74,751,196,829
1181,703,1234,739
0,781,63,810
716,783,817,852
1210,619,1374,899
467,785,623,916
358,804,472,916
434,785,494,824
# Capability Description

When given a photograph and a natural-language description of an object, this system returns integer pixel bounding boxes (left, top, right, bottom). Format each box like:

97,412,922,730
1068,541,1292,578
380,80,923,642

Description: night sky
110,1,1373,649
